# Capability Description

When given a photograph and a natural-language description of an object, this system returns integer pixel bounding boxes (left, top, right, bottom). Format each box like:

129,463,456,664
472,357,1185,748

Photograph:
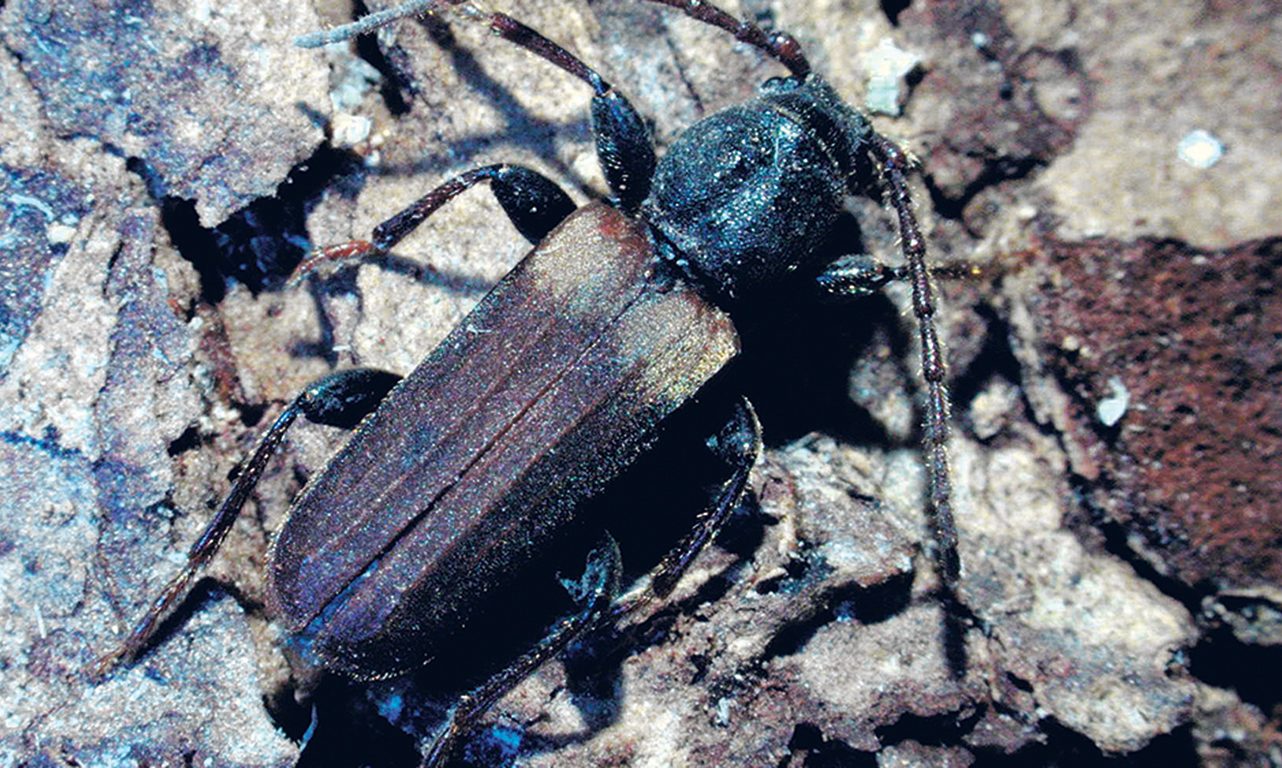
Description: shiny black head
643,75,874,304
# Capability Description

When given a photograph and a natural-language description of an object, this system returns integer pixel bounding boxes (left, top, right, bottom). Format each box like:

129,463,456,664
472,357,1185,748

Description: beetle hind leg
88,367,401,680
611,396,761,621
423,536,622,767
419,399,759,765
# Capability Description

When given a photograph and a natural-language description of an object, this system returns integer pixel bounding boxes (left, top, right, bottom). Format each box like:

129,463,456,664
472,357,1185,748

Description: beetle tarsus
294,0,464,49
289,239,379,288
422,536,623,767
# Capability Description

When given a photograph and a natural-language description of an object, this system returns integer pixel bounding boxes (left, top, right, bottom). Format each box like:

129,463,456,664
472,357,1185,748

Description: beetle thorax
643,75,873,304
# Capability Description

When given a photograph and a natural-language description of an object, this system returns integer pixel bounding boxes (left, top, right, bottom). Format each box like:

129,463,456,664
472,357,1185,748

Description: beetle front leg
816,254,983,298
89,368,400,679
611,396,761,620
298,4,656,212
423,535,622,768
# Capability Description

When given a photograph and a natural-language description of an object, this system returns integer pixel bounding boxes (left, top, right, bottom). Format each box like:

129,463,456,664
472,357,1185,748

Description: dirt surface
1,0,1279,766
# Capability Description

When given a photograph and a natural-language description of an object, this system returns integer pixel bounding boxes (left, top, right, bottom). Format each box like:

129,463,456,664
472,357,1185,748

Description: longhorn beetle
94,1,962,763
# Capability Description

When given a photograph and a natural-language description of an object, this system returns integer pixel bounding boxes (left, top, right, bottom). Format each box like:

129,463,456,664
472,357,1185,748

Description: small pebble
1176,129,1224,169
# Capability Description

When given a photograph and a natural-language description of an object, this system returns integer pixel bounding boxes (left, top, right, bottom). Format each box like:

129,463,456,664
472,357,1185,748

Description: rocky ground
1,0,1279,766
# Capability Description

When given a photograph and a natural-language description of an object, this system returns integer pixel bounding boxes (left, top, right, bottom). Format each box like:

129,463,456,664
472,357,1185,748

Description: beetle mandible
94,1,962,763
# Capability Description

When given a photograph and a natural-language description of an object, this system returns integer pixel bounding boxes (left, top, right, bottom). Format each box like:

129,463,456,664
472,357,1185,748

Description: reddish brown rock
1020,236,1282,594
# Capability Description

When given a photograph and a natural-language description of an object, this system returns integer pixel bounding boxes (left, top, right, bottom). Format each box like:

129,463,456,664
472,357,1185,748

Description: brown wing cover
268,203,738,678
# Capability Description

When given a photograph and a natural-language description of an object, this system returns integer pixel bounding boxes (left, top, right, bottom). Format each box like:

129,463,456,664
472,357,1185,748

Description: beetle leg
611,396,761,620
296,4,657,212
293,164,575,283
816,254,984,297
422,535,622,768
88,368,401,680
457,10,656,212
295,367,404,429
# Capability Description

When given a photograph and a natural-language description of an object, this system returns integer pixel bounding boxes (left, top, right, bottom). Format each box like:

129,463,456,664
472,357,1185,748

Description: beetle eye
759,75,803,95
